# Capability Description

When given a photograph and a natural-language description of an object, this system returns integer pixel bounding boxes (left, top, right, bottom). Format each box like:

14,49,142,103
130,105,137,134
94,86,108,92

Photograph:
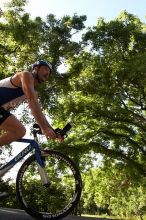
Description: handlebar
33,123,72,138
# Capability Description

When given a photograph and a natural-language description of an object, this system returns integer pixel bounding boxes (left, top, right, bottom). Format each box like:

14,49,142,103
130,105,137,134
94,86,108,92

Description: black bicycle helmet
32,60,52,72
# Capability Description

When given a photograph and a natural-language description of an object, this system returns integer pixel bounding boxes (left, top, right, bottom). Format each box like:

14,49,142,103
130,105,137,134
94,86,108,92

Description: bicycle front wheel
16,150,82,220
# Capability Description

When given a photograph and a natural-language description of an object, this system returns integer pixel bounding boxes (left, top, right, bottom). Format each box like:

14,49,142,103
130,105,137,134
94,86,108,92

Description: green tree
52,11,146,217
2,0,146,217
81,160,146,218
55,11,146,175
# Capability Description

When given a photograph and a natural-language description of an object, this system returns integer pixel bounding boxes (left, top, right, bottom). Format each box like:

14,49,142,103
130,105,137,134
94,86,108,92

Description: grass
82,214,123,219
81,214,146,220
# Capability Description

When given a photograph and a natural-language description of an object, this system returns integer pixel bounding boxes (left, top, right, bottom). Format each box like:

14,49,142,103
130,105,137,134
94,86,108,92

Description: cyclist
0,60,60,198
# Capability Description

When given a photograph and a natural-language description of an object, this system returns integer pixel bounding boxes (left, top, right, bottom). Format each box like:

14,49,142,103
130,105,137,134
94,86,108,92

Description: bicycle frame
0,138,49,185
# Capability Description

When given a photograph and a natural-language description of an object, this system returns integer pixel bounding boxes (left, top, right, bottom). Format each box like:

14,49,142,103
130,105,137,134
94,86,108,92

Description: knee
16,126,26,138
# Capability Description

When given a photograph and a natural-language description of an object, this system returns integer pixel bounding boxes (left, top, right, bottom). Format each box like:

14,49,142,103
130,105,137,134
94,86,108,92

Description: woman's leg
0,115,26,146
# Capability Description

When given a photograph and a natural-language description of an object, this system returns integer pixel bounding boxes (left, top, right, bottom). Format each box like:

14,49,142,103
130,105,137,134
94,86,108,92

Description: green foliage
1,0,146,217
81,161,146,218
0,180,18,208
53,10,146,218
55,10,146,175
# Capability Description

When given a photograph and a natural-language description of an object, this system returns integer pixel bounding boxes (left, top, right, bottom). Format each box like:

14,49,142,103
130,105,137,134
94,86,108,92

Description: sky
0,0,146,26
26,0,146,25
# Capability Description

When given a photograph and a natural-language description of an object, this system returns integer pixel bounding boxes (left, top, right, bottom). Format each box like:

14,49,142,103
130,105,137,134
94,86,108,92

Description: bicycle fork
35,149,51,187
37,164,51,187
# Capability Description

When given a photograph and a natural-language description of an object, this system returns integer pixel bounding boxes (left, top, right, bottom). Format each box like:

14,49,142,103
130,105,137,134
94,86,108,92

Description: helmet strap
32,70,41,84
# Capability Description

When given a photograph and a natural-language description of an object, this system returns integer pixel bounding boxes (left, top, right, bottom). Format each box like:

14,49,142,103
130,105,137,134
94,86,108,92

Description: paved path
0,208,115,220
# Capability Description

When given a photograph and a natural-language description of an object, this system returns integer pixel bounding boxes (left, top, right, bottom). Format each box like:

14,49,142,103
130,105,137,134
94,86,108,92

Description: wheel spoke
16,150,82,220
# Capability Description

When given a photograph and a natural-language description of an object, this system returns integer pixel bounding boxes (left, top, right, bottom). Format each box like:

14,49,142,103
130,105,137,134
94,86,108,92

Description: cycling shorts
0,106,12,125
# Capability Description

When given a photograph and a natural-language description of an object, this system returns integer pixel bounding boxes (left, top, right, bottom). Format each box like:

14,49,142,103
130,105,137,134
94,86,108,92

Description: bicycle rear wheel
16,150,82,220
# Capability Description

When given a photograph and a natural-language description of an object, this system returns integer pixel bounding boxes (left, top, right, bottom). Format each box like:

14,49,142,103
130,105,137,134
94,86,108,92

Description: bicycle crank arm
37,164,51,187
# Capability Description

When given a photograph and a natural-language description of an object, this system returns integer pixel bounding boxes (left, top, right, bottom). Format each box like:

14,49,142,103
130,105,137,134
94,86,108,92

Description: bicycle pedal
0,192,9,199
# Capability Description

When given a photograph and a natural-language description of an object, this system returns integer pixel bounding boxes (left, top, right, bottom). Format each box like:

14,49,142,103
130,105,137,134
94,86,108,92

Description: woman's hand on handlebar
41,127,56,140
57,134,64,143
41,127,64,142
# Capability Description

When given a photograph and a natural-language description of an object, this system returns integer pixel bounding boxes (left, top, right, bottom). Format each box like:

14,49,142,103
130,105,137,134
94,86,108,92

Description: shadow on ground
0,208,117,220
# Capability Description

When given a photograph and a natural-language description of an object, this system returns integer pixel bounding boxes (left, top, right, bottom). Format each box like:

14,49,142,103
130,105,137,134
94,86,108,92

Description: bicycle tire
16,149,82,220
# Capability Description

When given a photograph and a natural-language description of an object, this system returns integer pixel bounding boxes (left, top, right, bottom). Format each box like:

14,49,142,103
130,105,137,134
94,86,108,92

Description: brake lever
54,123,72,138
33,122,72,138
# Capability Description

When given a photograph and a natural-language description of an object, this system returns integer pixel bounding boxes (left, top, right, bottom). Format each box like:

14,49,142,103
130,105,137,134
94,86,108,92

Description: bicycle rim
16,150,82,220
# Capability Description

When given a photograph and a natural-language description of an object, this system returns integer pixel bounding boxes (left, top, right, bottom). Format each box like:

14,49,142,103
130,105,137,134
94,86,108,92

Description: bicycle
0,123,82,220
